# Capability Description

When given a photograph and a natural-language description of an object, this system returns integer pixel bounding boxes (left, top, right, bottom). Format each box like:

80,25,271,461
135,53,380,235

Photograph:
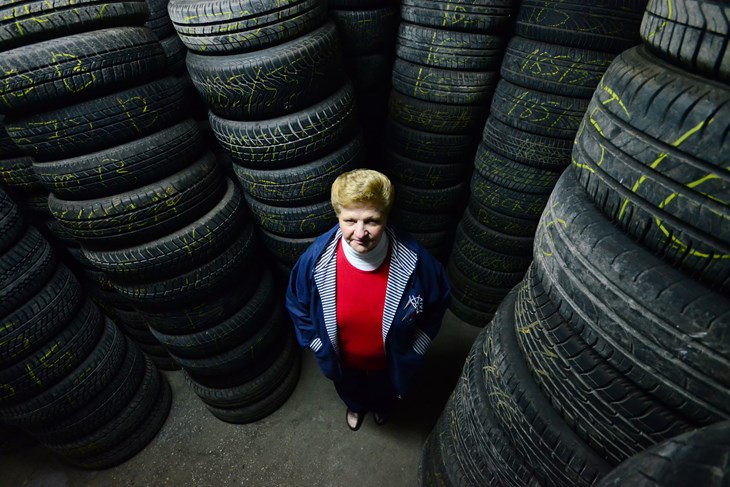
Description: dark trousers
334,366,397,415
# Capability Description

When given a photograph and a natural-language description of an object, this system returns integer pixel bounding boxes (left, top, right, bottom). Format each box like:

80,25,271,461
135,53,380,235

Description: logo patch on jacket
402,294,423,321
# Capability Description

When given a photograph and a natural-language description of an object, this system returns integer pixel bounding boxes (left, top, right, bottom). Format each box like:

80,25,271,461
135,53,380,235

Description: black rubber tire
596,420,730,487
258,229,315,266
447,255,517,305
149,269,276,358
452,221,532,274
385,150,470,190
392,58,499,106
0,265,82,368
484,289,613,485
244,195,336,238
515,0,645,53
29,340,146,445
474,141,562,195
0,299,102,407
168,0,327,54
143,0,174,38
471,162,550,220
433,331,541,485
481,116,572,172
210,80,358,169
330,5,399,55
170,304,286,378
185,22,342,121
6,76,188,162
490,79,589,140
389,207,455,234
640,0,730,84
500,36,615,98
160,34,188,76
0,189,25,254
467,196,537,238
515,265,695,465
204,344,301,424
573,45,730,290
388,89,488,135
48,152,225,246
0,120,23,159
0,227,56,319
394,181,467,212
0,27,165,114
401,0,513,34
185,330,297,408
111,222,257,306
384,118,476,165
396,22,505,71
0,317,123,427
31,119,204,200
138,272,259,334
0,0,150,51
449,232,526,289
535,168,730,425
234,135,364,206
0,157,38,190
461,203,534,256
82,178,245,281
59,367,171,470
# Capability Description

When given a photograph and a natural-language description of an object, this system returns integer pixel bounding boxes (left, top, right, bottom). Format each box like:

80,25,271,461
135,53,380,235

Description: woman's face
338,202,387,254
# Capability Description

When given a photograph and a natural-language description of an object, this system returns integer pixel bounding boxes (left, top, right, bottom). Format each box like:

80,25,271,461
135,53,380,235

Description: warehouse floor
0,310,479,487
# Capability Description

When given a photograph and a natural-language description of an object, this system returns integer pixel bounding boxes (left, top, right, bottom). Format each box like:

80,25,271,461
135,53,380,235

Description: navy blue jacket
285,225,451,396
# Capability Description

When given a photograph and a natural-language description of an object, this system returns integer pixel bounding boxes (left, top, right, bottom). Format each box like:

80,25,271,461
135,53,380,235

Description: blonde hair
331,169,394,216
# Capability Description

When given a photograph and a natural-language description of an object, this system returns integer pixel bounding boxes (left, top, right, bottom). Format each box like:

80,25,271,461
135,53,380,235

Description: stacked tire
171,0,365,279
0,1,183,370
446,0,648,326
383,0,512,261
0,188,171,469
1,3,299,424
329,0,400,162
419,1,730,484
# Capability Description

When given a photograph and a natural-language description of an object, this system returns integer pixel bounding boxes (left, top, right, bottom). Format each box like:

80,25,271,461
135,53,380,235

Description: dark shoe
346,409,364,431
373,412,389,426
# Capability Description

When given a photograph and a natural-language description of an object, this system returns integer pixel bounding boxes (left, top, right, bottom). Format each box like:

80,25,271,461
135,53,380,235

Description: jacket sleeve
285,254,318,350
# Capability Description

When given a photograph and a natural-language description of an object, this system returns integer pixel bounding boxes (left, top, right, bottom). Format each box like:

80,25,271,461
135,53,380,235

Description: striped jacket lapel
313,228,341,355
382,227,417,343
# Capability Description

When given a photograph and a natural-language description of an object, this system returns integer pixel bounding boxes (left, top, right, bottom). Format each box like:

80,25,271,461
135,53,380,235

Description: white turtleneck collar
342,232,390,271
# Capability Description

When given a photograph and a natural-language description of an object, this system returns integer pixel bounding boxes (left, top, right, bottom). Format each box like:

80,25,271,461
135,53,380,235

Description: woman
285,169,451,431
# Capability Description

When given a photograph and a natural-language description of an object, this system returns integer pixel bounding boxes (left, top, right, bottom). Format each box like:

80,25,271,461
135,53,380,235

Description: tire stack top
0,187,171,470
445,0,648,327
420,1,730,485
383,0,513,262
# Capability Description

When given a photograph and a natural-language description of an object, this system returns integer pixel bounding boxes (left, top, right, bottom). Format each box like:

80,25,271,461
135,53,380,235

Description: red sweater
336,240,391,370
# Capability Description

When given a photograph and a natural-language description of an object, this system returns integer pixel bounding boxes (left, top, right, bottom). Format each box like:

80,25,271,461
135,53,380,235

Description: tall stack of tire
419,1,730,485
171,0,365,280
0,3,300,424
0,188,171,469
0,0,184,372
329,0,400,163
446,0,648,326
384,0,513,261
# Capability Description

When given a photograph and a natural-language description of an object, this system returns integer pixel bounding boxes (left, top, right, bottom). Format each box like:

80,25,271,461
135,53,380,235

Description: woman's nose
354,222,367,237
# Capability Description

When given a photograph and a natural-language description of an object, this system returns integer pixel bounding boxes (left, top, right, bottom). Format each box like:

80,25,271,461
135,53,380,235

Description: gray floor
0,311,479,487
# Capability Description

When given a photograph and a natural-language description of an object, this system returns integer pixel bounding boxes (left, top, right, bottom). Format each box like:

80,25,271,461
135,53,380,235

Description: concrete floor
0,311,479,487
